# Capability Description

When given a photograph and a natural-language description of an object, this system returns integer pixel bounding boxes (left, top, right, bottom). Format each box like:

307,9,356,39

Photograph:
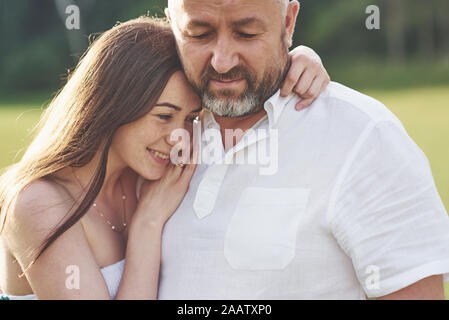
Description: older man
160,0,449,299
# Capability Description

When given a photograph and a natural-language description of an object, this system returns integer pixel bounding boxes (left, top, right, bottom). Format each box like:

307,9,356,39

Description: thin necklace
72,168,128,233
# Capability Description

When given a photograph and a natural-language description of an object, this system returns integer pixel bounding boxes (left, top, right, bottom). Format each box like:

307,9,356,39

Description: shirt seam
325,120,397,233
326,82,401,126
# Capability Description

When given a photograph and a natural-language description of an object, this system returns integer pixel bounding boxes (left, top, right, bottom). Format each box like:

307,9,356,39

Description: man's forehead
168,0,283,26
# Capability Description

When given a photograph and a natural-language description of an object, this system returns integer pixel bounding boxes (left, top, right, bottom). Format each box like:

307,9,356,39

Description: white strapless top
1,259,125,300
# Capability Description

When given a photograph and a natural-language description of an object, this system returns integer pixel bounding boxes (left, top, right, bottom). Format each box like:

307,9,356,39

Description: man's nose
210,35,239,74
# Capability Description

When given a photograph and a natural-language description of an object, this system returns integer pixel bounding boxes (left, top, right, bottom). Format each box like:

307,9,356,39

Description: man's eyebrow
231,17,266,29
185,17,265,30
154,103,181,111
185,19,213,29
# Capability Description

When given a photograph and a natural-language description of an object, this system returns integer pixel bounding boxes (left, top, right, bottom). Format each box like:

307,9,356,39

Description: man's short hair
168,0,291,17
277,0,290,17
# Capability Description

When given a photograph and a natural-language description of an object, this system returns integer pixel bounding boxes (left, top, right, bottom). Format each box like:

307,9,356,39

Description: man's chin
221,109,263,118
202,97,263,118
203,92,244,107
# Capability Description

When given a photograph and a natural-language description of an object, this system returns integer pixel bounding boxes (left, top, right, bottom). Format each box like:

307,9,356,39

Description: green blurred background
0,0,448,297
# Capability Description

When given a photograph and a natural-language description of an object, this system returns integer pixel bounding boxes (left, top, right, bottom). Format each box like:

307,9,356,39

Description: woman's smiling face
110,71,202,180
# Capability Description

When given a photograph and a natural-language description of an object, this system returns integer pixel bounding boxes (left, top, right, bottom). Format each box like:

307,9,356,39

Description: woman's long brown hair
0,16,183,273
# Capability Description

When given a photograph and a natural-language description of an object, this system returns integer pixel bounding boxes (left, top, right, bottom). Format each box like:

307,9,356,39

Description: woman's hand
280,45,331,110
118,153,197,300
134,161,197,228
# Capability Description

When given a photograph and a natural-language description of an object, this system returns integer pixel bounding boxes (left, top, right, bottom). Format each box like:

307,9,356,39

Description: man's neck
214,108,267,151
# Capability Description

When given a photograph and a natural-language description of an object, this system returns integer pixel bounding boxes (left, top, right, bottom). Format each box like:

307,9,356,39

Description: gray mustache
201,66,254,84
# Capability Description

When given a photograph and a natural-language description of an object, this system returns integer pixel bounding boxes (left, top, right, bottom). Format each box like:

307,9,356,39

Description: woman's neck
71,150,127,205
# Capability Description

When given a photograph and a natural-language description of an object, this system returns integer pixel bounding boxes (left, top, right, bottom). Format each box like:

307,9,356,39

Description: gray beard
201,68,286,118
201,87,264,118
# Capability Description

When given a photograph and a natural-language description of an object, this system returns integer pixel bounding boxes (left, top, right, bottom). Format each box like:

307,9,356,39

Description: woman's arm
5,160,196,299
113,214,163,299
280,45,330,110
5,180,112,299
115,161,197,300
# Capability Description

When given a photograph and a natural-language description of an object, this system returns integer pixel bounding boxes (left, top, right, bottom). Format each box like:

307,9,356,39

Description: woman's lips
147,148,170,165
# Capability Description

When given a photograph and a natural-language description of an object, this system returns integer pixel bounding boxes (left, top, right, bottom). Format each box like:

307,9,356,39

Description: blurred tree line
0,0,448,93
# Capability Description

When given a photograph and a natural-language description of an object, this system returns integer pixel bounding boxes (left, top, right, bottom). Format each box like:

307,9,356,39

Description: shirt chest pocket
224,187,310,270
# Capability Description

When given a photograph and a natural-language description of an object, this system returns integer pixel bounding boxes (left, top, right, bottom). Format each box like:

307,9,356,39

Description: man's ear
284,0,300,48
165,8,172,22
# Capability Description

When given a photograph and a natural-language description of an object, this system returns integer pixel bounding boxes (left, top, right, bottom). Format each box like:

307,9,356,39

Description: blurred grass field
0,85,448,298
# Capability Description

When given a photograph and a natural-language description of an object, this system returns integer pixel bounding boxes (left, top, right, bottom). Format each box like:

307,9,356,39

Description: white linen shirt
157,81,449,299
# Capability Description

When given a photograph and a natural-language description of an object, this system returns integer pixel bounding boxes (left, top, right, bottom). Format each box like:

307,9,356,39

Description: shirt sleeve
328,120,449,298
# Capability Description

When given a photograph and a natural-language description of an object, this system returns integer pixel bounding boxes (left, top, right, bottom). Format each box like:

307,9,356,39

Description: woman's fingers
280,59,305,97
295,98,314,111
293,69,316,98
296,76,325,111
294,75,326,110
180,161,197,184
178,143,198,184
280,45,331,106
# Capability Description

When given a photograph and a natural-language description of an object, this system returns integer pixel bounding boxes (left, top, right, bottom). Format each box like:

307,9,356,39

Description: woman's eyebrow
154,103,181,111
154,103,202,114
191,107,203,113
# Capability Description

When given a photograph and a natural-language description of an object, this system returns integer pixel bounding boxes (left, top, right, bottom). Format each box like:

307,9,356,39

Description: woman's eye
156,114,173,121
186,117,197,123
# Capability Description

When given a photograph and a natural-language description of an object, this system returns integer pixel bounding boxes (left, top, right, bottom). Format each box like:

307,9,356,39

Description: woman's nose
164,122,189,147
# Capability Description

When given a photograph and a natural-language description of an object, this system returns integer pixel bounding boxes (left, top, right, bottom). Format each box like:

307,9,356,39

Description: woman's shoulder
14,177,73,214
4,178,74,240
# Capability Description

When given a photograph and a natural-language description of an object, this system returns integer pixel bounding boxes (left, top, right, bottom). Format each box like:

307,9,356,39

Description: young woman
0,16,330,299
